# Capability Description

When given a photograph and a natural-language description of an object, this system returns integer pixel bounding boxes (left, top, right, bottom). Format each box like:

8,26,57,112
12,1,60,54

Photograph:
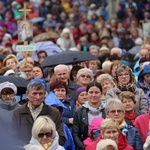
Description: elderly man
53,64,80,101
89,45,100,58
10,81,66,146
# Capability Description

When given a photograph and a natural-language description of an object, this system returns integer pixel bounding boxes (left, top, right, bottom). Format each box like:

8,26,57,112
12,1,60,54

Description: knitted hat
76,68,94,81
4,69,15,76
0,81,17,94
30,78,47,90
96,139,118,150
76,87,86,98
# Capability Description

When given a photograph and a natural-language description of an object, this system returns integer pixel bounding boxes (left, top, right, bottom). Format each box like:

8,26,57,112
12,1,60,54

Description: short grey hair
27,82,45,93
105,98,125,115
89,45,100,52
54,64,70,73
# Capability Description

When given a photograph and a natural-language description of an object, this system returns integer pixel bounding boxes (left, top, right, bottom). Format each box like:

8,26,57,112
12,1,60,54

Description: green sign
16,45,36,51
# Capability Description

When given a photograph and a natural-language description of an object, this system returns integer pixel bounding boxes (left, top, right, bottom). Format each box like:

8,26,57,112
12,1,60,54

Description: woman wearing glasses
106,64,148,114
0,82,19,129
105,99,143,150
24,116,64,150
86,118,133,150
76,68,94,88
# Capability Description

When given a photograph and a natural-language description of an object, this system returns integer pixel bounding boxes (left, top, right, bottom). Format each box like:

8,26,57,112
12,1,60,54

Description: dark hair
1,88,14,95
50,80,68,94
86,81,102,93
33,65,45,78
70,66,83,81
37,51,48,57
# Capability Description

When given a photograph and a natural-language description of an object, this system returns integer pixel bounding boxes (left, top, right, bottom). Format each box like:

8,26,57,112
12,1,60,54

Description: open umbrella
41,51,98,67
0,76,28,95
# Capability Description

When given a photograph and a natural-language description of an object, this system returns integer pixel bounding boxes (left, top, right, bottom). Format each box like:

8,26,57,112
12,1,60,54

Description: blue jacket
62,97,76,129
121,123,143,150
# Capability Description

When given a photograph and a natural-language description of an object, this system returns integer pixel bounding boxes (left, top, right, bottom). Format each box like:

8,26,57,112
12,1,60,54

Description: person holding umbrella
0,81,19,130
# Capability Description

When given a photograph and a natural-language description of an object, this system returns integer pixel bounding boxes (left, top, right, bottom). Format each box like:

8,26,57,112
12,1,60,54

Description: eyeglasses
80,75,91,78
109,110,123,114
118,73,129,77
23,70,32,73
38,132,52,138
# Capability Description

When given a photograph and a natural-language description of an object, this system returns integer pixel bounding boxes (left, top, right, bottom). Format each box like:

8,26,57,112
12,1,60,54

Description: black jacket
72,106,106,150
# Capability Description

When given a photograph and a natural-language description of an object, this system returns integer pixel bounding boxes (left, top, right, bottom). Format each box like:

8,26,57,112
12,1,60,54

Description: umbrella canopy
41,51,98,67
34,41,63,56
0,76,28,95
33,32,59,42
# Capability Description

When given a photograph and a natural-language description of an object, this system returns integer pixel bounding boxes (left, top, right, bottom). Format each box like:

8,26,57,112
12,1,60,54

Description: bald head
54,64,70,82
140,49,149,59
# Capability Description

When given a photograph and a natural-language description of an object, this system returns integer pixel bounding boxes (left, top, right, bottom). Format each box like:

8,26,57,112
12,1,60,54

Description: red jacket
134,108,150,142
86,132,134,150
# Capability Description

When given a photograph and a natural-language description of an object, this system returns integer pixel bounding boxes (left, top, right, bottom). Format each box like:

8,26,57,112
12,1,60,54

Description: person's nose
35,94,41,99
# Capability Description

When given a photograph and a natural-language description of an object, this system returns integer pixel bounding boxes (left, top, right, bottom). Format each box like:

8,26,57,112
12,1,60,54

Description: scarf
119,119,128,136
125,110,136,124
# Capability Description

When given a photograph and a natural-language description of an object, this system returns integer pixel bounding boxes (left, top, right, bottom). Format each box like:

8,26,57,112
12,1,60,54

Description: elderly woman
73,81,106,150
24,116,64,150
106,64,148,114
96,73,115,102
49,80,76,131
137,65,150,107
105,99,143,150
0,81,19,129
86,118,133,150
119,91,141,124
76,68,94,87
3,54,18,72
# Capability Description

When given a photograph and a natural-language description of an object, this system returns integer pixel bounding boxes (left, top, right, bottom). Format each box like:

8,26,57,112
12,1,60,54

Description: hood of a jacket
138,64,150,80
30,132,60,150
118,132,128,149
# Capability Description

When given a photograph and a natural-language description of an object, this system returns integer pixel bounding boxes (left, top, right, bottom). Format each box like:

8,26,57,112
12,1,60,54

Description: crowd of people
0,0,150,150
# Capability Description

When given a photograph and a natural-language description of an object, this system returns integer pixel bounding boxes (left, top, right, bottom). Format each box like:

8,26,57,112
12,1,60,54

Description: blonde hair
20,63,34,71
32,116,56,139
96,73,114,86
96,139,118,150
100,118,120,134
3,54,18,66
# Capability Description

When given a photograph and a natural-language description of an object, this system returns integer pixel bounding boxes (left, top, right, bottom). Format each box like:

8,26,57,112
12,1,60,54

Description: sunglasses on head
38,132,51,138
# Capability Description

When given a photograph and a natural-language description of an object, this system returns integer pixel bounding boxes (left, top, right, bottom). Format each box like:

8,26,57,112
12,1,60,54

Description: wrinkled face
77,91,87,105
107,105,125,124
102,127,119,144
122,98,135,112
55,68,69,83
37,130,52,145
101,80,113,95
1,90,15,103
87,86,102,105
54,87,66,101
117,70,130,84
26,88,45,109
33,67,43,79
144,74,150,85
6,58,17,71
78,74,92,87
